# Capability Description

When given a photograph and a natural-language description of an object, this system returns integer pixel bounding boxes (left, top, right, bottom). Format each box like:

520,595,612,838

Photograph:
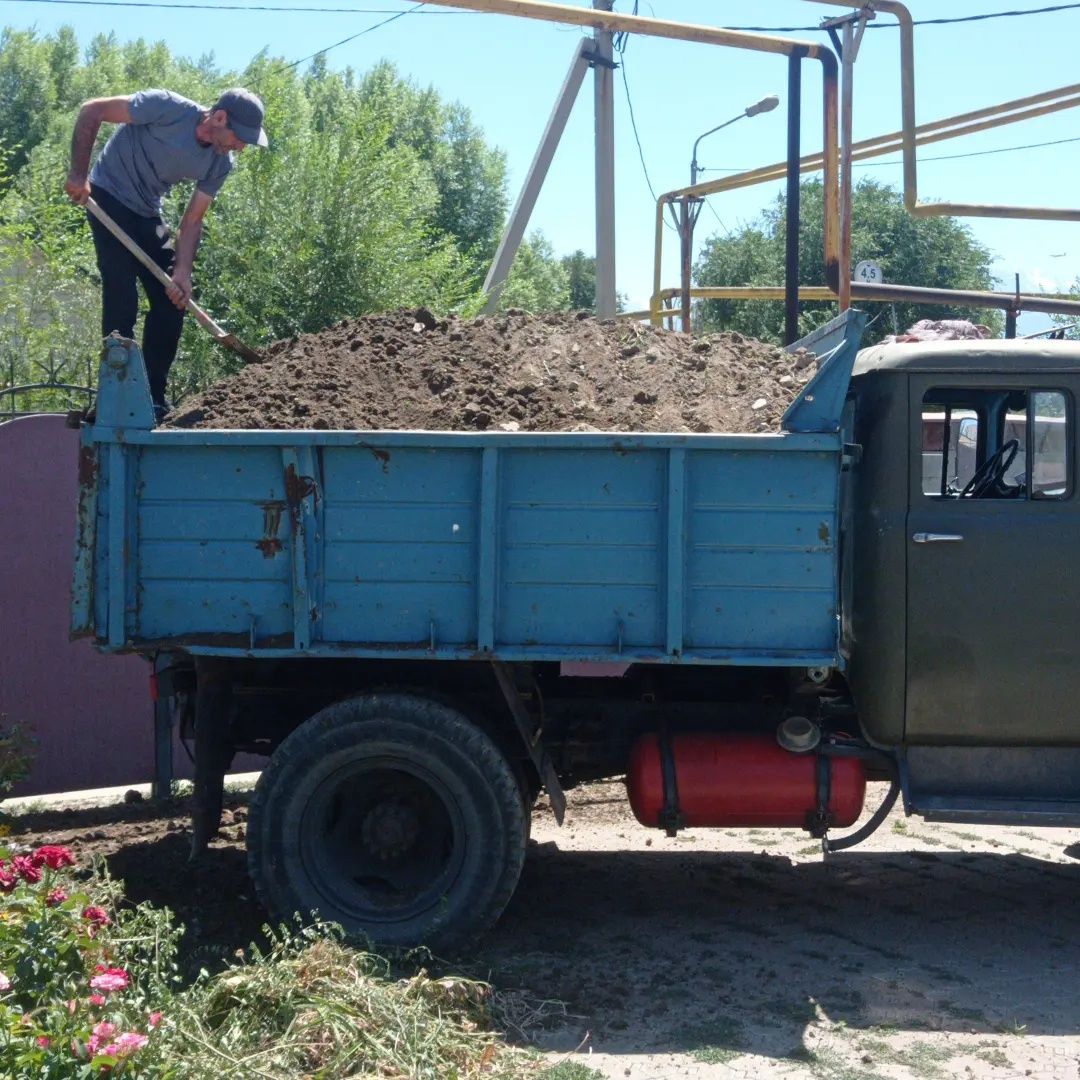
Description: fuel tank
627,732,866,830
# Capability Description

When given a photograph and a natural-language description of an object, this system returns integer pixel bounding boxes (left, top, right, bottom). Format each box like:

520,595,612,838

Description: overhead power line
283,2,424,68
618,55,658,203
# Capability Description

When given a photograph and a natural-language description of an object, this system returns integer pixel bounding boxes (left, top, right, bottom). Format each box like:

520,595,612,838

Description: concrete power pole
593,0,617,318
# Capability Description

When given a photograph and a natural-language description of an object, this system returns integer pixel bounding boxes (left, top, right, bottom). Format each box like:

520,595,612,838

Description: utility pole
678,197,703,333
593,0,617,318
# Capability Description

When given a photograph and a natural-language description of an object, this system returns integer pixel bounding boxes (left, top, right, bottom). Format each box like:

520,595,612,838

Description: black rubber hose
823,779,901,853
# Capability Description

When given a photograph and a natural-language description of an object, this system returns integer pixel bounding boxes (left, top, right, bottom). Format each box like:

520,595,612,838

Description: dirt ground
9,781,1080,1079
166,309,815,434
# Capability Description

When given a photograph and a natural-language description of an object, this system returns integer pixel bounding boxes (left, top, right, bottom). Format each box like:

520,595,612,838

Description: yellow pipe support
415,0,827,56
657,283,1080,317
667,85,1080,201
652,80,1080,323
413,0,841,326
810,0,1080,221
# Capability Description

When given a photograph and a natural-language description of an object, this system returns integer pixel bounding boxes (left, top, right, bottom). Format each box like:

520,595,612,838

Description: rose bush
0,843,180,1078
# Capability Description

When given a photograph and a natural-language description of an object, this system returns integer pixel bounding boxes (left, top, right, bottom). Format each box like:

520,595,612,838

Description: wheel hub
361,800,421,860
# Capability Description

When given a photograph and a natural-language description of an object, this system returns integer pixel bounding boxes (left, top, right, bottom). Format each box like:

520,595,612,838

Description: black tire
247,692,527,952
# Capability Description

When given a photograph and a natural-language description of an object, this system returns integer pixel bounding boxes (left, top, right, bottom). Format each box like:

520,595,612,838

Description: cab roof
852,338,1080,377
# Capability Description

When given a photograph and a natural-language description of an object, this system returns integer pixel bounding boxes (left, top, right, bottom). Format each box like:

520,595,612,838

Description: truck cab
846,339,1080,822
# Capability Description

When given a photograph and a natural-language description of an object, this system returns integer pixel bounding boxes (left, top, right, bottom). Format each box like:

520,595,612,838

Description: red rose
0,870,15,894
34,846,75,870
82,906,110,927
11,856,41,884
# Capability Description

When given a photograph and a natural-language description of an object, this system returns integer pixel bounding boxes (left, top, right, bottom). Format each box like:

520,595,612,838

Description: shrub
0,844,179,1077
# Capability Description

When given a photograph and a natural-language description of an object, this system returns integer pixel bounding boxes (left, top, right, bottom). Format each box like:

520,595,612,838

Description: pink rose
46,887,68,907
148,1011,163,1029
107,1031,148,1058
86,1021,116,1056
0,973,10,991
36,1036,50,1049
89,967,129,994
88,993,106,1007
0,870,14,894
34,845,75,870
82,906,110,928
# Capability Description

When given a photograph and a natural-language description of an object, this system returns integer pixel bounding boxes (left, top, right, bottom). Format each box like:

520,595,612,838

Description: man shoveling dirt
66,87,268,415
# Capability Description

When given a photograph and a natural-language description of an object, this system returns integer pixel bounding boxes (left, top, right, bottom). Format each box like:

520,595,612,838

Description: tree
694,178,1003,344
0,30,497,405
561,249,596,310
356,62,507,272
0,26,590,409
498,232,569,312
0,30,57,175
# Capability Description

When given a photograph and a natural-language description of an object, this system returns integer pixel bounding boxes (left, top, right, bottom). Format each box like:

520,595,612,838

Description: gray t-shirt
90,89,233,218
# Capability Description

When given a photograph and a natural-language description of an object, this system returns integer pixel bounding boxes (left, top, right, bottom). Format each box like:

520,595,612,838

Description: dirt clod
167,309,816,433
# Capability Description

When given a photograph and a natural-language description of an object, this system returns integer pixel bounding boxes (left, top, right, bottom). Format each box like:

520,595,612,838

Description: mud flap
190,658,236,858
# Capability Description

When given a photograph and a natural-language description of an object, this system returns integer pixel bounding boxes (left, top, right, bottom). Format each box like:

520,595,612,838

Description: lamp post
680,94,780,332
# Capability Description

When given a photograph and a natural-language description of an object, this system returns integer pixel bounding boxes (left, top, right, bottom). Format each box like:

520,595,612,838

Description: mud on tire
246,692,527,951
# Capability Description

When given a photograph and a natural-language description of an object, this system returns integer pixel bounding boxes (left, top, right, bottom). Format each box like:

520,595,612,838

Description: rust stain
284,464,317,505
357,442,391,474
818,521,831,544
257,500,285,558
78,446,98,486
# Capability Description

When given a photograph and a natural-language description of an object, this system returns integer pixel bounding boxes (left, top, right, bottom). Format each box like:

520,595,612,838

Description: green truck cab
848,339,1080,822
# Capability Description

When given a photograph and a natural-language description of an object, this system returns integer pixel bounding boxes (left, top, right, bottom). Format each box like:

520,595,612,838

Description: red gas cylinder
627,732,865,830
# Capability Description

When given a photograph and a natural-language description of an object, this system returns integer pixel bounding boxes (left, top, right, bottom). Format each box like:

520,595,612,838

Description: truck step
912,795,1080,827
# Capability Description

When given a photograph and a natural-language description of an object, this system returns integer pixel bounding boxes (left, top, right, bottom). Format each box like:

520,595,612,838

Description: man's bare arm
66,96,133,204
166,189,214,310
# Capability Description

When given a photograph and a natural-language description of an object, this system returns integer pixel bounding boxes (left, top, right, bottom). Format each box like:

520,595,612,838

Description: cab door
905,376,1080,744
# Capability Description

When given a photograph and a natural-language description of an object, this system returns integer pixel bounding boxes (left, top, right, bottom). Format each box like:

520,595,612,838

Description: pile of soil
167,309,816,433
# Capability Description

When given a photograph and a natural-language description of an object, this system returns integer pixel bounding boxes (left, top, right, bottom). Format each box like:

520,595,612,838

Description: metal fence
2,351,96,422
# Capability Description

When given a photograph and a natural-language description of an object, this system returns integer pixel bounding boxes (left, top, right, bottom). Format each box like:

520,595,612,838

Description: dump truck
71,310,1080,949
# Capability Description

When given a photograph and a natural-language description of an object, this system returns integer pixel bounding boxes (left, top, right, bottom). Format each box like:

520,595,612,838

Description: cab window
921,388,1070,500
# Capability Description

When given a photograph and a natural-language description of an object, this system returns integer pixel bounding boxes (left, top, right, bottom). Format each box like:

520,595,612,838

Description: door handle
912,532,964,544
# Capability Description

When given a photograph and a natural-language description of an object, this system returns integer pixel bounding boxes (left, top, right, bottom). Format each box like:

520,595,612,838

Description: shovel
86,196,261,363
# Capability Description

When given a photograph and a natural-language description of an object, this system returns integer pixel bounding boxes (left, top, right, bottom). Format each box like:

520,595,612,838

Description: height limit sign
854,260,884,285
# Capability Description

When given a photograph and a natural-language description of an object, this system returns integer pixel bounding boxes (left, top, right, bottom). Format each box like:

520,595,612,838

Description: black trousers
87,184,185,407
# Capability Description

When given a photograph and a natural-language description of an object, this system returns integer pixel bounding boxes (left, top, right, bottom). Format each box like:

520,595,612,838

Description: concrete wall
0,416,173,795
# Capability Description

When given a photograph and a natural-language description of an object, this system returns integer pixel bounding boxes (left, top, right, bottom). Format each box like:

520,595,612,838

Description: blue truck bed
72,312,865,670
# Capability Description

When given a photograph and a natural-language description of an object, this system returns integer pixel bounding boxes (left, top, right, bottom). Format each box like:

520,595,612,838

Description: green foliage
0,846,550,1078
0,28,521,410
561,249,597,311
149,924,539,1078
0,718,33,798
0,848,180,1077
694,178,1003,344
0,25,600,410
356,60,508,268
499,231,570,313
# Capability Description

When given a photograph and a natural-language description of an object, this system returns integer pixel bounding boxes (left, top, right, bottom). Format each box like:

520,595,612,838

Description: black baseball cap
213,88,268,148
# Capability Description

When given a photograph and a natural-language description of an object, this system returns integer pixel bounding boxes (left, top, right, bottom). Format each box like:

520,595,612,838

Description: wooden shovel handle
85,196,226,339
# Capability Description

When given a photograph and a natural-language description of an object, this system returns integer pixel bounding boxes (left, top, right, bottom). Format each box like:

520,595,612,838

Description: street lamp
679,93,780,332
690,94,780,186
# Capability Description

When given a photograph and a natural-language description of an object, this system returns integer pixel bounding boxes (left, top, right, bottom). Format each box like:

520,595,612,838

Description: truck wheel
246,692,526,951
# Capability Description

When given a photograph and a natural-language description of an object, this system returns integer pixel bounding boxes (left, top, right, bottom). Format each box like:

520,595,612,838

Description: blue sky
5,0,1079,331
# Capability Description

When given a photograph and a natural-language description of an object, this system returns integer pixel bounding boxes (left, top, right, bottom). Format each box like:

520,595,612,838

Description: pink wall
1,416,168,795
